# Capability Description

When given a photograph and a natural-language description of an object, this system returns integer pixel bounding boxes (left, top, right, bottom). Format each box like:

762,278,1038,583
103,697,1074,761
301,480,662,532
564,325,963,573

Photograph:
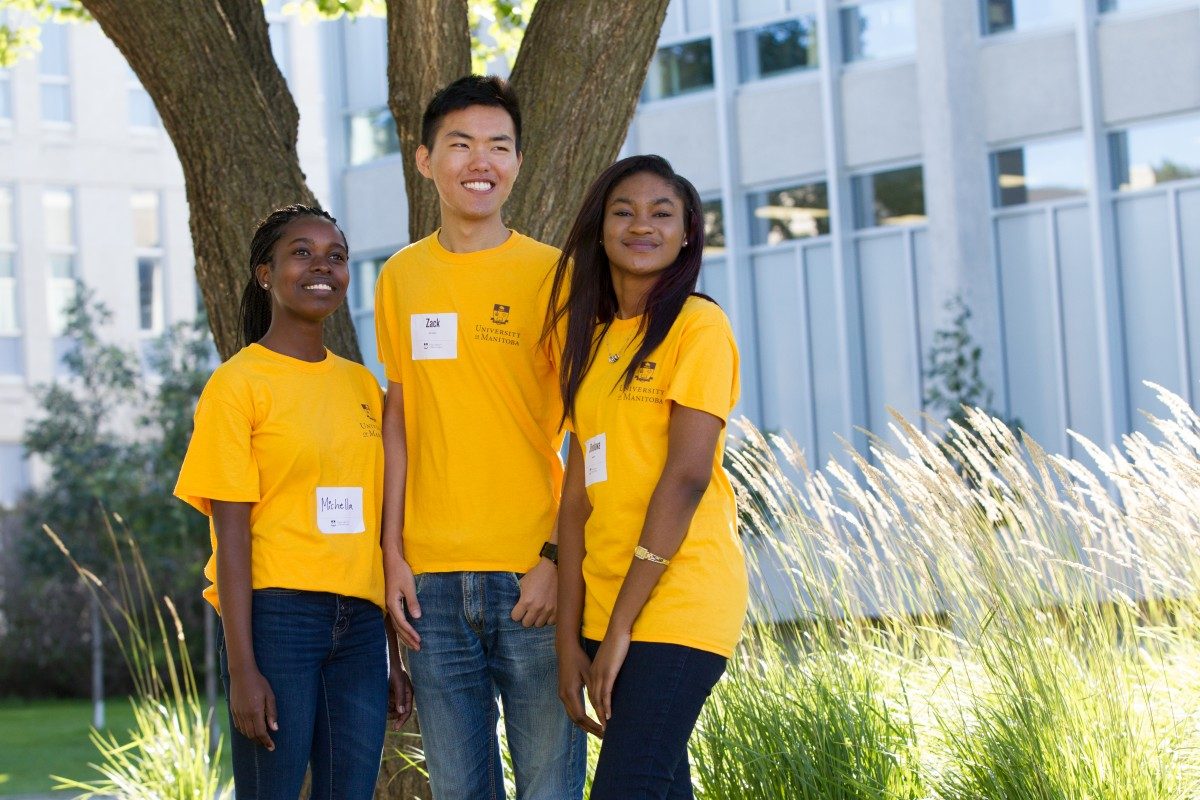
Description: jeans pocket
414,572,426,596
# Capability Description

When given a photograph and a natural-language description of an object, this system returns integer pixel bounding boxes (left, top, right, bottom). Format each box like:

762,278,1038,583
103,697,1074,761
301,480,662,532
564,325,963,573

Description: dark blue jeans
218,589,388,800
407,571,585,800
583,638,726,800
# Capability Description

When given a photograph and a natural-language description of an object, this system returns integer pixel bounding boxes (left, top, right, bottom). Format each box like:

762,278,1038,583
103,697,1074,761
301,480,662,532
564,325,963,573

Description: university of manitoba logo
359,403,377,424
491,303,511,325
635,360,657,382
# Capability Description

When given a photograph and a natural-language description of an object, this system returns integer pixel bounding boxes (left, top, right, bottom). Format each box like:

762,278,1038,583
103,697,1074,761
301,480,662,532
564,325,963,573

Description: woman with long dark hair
547,156,748,798
175,204,411,800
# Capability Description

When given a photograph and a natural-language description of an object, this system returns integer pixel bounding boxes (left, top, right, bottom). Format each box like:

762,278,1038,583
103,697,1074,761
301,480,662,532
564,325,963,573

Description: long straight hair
237,204,342,347
544,155,706,427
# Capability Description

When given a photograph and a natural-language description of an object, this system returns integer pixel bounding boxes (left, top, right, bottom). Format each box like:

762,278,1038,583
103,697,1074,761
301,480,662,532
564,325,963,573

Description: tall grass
43,515,231,800
692,383,1200,799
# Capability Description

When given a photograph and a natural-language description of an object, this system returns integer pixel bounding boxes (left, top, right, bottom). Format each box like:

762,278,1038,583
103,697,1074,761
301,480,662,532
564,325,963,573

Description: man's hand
510,557,556,627
384,549,422,649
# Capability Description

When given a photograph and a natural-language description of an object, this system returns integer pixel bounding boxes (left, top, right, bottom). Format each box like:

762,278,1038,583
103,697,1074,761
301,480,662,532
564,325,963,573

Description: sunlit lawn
0,698,229,796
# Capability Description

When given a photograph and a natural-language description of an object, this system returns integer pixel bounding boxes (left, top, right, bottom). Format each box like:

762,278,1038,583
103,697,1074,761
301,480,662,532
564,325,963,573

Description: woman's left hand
587,630,630,728
388,664,414,730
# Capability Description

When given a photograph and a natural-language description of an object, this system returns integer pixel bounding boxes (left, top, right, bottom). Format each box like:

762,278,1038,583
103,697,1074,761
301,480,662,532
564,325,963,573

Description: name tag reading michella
316,487,365,534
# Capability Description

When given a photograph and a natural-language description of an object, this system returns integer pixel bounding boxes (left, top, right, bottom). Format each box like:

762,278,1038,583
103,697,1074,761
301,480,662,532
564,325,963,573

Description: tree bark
506,0,671,247
77,0,362,362
386,0,472,244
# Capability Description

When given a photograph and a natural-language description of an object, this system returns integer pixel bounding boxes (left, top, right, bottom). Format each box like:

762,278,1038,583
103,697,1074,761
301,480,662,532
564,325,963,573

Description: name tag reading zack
411,313,458,360
316,487,365,534
584,433,608,487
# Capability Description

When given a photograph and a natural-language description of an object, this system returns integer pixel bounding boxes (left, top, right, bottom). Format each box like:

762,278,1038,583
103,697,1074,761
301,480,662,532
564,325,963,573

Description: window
642,39,714,102
841,0,916,63
0,443,28,507
991,138,1088,206
738,17,819,81
702,198,725,256
749,181,830,245
127,65,159,129
1099,0,1178,12
0,186,18,376
133,191,165,332
347,106,400,166
981,0,1075,34
1110,114,1200,191
351,257,384,316
0,69,11,123
39,23,71,124
852,165,926,228
44,189,77,333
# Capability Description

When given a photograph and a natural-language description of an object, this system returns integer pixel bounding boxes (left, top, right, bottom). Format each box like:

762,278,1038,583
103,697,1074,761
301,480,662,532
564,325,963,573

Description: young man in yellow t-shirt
373,76,584,800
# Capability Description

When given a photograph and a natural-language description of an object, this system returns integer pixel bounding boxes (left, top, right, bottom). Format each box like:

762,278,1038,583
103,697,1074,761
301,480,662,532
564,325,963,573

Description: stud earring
262,283,269,289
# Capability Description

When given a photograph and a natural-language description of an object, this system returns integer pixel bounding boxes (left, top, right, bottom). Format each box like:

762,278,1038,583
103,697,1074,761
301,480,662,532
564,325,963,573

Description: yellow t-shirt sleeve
374,265,403,385
665,322,739,425
174,387,260,517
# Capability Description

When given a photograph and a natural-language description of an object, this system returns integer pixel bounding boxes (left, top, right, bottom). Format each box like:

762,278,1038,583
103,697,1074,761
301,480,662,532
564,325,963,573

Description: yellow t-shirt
174,344,386,613
373,231,563,573
571,296,748,657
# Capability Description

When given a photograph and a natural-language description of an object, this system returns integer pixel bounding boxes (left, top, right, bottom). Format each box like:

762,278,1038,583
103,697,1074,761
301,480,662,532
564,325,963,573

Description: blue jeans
583,639,726,800
218,589,388,800
407,571,585,800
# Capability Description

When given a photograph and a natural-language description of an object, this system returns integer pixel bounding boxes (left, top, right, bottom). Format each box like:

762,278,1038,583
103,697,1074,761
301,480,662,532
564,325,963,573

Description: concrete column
913,0,1007,410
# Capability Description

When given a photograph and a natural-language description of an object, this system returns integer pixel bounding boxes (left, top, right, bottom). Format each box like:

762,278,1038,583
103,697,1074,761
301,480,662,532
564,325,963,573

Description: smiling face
255,215,349,327
602,171,688,284
415,104,522,227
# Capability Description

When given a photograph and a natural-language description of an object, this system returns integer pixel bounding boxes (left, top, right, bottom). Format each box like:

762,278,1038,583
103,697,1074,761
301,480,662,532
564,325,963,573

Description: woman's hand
587,630,631,729
229,665,278,750
558,639,604,737
388,664,414,730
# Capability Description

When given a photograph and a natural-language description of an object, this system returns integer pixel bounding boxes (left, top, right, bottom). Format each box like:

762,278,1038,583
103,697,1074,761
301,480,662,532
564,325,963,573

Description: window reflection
981,0,1074,35
749,181,830,245
738,17,819,81
1110,114,1200,191
702,199,725,255
852,165,926,229
841,1,916,63
991,138,1088,207
347,107,400,166
642,39,714,101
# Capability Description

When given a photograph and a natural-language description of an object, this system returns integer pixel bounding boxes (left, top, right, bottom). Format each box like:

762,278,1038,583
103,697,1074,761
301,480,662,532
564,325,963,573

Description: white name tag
584,433,608,487
411,313,458,360
316,487,365,534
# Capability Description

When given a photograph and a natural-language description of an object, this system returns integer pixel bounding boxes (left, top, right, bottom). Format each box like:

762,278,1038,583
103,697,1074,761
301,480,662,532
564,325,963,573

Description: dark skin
556,173,723,734
213,216,413,752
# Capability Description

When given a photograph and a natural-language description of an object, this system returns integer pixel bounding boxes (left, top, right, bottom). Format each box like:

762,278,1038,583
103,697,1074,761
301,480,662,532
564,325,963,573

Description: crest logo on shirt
635,361,657,382
359,403,377,424
491,304,511,325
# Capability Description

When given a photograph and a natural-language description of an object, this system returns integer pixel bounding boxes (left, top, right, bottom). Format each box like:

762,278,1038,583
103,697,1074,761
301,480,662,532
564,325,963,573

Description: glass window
642,39,714,102
39,23,71,124
0,186,11,244
702,199,725,256
981,0,1074,35
44,189,76,334
1099,0,1177,12
1110,114,1200,191
749,181,830,245
352,257,384,313
0,444,29,507
138,256,163,332
0,253,18,335
852,164,926,228
0,72,11,122
736,0,785,23
132,191,160,249
738,17,819,81
43,189,74,249
841,0,916,63
991,138,1088,207
347,106,400,166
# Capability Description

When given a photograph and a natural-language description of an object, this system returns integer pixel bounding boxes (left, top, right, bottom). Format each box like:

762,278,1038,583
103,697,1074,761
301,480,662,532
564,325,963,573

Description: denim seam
320,671,333,800
637,645,690,792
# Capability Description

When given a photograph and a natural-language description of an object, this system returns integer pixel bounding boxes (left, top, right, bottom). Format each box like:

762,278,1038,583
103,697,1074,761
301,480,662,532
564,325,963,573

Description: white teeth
463,181,493,191
305,284,333,291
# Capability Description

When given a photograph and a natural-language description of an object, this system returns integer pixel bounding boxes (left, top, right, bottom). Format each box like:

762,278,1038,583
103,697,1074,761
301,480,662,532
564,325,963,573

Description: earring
683,240,689,247
262,283,269,289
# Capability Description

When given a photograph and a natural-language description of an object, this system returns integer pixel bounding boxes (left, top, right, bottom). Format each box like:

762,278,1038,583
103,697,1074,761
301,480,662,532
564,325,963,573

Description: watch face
540,542,558,563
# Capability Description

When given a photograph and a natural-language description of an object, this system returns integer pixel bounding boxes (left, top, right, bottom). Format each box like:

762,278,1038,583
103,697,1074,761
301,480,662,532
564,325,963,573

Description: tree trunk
506,0,671,247
77,0,362,362
386,0,472,244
